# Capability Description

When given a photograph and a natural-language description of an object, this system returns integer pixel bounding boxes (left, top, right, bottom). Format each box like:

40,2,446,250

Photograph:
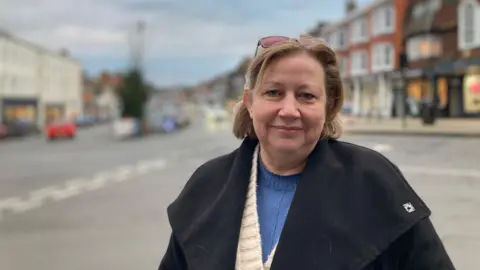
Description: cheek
302,107,327,127
251,102,276,122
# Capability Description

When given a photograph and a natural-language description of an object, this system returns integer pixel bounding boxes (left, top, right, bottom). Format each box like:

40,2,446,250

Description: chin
270,139,303,152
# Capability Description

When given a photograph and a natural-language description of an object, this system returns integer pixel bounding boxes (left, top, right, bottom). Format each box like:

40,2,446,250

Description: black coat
159,137,455,270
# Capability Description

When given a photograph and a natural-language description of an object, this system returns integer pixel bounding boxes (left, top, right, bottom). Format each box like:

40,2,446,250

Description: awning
434,57,480,74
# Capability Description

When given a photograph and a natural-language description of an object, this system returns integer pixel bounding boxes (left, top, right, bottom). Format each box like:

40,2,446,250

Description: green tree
117,68,149,119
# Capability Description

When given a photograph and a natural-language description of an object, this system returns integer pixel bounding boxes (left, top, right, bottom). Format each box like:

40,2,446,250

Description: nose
278,93,300,118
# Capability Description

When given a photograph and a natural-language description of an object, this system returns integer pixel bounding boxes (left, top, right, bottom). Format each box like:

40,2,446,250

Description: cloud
0,0,349,86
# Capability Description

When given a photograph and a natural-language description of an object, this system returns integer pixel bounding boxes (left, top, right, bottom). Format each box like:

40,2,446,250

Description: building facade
402,0,480,118
314,0,407,117
403,0,461,117
457,0,480,115
0,29,83,127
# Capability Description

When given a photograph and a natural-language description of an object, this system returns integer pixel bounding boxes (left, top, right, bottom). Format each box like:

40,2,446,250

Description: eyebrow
262,80,283,86
263,81,323,90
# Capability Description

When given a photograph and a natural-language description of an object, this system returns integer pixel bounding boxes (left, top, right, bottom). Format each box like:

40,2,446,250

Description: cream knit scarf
235,145,278,270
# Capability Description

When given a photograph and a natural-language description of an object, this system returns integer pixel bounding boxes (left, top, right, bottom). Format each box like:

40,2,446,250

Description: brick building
312,0,408,117
402,0,480,117
457,0,480,115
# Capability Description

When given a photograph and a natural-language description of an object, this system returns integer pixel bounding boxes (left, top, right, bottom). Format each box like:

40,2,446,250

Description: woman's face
245,52,327,154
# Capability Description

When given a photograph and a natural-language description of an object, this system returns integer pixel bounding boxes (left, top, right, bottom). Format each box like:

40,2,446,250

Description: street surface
0,119,479,270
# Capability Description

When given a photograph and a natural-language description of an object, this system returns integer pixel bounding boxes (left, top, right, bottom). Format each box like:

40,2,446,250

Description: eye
264,89,281,97
299,92,316,100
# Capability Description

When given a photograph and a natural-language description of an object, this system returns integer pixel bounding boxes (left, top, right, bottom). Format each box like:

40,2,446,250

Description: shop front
462,66,480,116
1,98,38,124
398,64,468,118
434,58,480,117
44,103,66,123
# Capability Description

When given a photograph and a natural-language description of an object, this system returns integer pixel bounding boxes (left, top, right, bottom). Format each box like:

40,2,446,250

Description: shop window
437,78,448,109
4,105,36,122
406,35,442,61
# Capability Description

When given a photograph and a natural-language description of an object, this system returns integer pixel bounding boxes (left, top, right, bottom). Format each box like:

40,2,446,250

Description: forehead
260,53,325,85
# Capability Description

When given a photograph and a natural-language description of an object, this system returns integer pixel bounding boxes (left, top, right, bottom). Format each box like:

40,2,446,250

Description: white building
96,84,120,121
0,29,83,127
315,0,398,117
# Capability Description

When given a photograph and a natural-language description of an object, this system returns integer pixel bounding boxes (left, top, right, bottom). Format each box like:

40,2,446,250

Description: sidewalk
343,117,480,137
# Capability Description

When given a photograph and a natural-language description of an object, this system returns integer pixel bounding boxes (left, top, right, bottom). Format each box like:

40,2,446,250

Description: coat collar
168,137,431,270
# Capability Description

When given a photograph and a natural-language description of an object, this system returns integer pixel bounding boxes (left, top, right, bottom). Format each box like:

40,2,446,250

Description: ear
242,88,253,118
242,88,250,108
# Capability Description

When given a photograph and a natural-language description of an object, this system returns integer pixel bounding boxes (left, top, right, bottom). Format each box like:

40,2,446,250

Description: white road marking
0,157,167,221
401,166,480,179
50,179,86,201
112,166,135,182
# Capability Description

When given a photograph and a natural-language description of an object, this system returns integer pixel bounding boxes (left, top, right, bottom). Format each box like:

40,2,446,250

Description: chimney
346,0,357,14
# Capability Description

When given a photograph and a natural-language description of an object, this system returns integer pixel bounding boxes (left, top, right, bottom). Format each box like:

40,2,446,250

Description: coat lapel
168,138,258,270
270,139,431,270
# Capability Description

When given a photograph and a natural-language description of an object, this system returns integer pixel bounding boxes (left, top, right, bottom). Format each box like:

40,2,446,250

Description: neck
259,146,307,176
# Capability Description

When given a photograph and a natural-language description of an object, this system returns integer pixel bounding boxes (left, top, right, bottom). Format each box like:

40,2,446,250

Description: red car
46,119,76,140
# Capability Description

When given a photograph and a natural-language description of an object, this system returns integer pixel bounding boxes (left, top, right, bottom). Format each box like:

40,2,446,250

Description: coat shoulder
325,140,441,267
330,140,427,206
166,149,237,234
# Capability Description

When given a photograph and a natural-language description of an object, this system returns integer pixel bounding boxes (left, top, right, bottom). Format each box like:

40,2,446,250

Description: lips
273,125,302,130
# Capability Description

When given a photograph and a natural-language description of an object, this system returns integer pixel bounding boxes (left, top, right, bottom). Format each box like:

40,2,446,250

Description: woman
159,35,455,270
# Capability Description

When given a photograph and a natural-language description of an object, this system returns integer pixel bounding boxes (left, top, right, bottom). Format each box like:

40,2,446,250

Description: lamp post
399,52,408,129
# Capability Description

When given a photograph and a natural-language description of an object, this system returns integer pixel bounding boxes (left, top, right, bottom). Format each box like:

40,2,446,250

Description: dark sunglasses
254,36,290,56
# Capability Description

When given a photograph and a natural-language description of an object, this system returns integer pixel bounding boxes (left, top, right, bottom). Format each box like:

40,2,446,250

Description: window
458,0,479,49
371,43,394,72
339,30,346,49
360,20,367,37
465,5,474,43
385,6,393,28
406,35,442,61
412,0,441,18
350,50,368,75
351,18,368,44
325,28,348,50
360,53,367,69
384,45,392,66
372,5,395,36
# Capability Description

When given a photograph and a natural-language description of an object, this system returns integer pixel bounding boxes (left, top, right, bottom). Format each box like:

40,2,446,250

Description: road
0,120,479,270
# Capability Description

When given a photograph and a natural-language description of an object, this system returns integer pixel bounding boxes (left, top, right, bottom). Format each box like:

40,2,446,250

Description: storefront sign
463,67,480,113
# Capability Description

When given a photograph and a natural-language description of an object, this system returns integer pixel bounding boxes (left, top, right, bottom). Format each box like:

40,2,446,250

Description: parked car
172,104,191,128
45,119,77,140
0,123,8,139
146,103,191,134
75,115,97,127
113,117,140,139
0,120,41,139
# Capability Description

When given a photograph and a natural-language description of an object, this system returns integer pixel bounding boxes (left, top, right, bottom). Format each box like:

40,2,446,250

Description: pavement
343,116,480,137
0,118,479,270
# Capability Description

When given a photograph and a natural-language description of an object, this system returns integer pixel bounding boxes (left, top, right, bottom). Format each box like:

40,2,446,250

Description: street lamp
399,52,408,129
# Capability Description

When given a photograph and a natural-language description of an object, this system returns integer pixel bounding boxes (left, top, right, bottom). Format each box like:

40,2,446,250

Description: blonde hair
232,34,344,140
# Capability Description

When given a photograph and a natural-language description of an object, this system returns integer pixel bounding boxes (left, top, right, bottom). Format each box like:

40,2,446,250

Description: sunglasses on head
254,36,290,56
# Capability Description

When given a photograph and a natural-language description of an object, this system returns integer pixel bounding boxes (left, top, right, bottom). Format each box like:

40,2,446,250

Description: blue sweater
257,160,300,263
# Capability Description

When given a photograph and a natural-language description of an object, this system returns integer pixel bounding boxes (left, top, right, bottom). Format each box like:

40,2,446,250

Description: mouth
272,125,303,131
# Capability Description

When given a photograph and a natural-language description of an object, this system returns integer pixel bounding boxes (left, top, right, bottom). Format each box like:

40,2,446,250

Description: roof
0,27,81,66
404,0,458,38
